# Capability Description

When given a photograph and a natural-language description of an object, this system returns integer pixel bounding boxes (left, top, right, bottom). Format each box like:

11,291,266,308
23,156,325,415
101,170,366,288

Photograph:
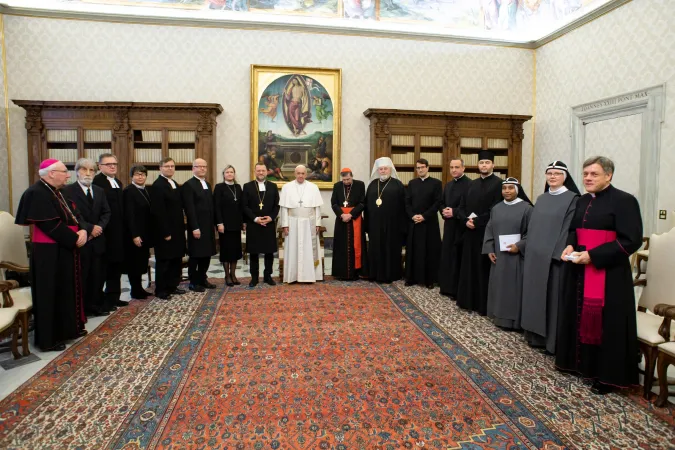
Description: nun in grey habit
520,161,580,353
482,178,533,330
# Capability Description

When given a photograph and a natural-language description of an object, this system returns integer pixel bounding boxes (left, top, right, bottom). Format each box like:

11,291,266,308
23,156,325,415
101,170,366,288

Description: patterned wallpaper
535,0,675,233
0,17,8,213
584,114,642,197
3,15,535,227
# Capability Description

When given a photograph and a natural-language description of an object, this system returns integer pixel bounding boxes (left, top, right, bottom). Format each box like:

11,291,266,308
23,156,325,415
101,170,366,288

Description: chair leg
10,321,20,360
147,266,152,288
643,345,659,399
655,351,673,407
20,312,30,357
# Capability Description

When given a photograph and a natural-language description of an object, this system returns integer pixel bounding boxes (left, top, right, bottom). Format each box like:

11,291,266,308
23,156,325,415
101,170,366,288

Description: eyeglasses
162,165,175,169
100,163,118,167
194,165,207,169
133,172,148,177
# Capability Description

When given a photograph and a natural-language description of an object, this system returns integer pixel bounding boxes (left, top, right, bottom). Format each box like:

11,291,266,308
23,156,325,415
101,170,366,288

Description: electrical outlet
659,210,667,220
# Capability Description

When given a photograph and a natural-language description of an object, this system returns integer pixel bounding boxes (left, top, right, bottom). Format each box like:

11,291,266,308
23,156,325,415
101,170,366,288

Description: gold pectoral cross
259,202,263,210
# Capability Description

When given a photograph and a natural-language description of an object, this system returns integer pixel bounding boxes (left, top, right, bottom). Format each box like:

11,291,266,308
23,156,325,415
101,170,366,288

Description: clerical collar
454,174,465,181
504,198,523,205
256,180,266,191
224,181,234,185
548,186,568,196
420,175,429,181
481,173,493,179
379,176,390,182
590,184,611,198
133,182,145,189
106,175,116,181
194,175,206,182
160,174,173,181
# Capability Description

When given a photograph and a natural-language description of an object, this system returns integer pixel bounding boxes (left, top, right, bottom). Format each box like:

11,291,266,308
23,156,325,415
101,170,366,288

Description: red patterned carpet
0,280,673,449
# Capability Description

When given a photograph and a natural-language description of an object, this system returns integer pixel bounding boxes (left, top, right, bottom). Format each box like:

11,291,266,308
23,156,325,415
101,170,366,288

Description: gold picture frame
250,64,341,190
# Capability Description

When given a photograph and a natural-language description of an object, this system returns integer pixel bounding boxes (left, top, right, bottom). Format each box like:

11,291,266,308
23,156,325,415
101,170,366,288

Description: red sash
341,207,362,269
33,225,78,243
577,228,617,346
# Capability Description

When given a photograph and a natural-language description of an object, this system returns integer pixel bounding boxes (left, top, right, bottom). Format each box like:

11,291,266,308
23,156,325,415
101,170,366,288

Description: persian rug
0,280,672,449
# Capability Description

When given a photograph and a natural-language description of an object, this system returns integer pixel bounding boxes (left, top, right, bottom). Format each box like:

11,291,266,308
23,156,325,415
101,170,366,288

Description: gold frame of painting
250,64,342,190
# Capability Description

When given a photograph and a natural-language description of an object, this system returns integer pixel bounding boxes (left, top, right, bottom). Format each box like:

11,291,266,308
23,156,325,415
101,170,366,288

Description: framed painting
250,65,342,189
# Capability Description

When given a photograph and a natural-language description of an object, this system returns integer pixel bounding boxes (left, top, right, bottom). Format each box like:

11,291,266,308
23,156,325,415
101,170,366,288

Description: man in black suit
182,158,217,292
93,153,126,310
149,157,187,299
64,158,111,316
242,162,280,287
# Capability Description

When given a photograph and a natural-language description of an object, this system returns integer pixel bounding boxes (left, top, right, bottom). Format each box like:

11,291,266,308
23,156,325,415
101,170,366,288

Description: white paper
499,234,521,252
468,212,477,219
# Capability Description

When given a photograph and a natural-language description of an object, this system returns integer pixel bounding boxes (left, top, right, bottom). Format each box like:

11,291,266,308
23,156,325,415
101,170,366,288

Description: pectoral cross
298,200,303,206
259,202,263,210
343,201,348,207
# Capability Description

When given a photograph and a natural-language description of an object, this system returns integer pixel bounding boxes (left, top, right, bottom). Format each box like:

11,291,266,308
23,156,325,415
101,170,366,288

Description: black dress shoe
115,300,129,307
156,292,172,300
130,292,149,300
77,329,88,338
591,381,612,395
226,280,235,287
43,343,66,352
426,283,434,289
263,276,276,286
233,279,241,285
249,279,258,287
404,281,414,287
189,284,206,292
172,288,187,295
88,309,110,317
203,281,217,289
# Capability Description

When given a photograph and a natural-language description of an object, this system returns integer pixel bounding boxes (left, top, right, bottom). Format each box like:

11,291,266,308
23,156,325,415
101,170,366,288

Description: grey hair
98,153,117,163
583,155,615,176
74,158,96,173
38,162,60,177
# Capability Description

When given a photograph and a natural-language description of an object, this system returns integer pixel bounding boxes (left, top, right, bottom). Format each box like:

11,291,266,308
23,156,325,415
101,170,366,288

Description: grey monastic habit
482,200,532,329
520,189,578,353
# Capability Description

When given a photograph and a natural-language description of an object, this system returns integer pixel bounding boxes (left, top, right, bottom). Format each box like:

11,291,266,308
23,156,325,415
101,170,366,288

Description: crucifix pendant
259,202,263,210
298,200,303,206
343,201,348,207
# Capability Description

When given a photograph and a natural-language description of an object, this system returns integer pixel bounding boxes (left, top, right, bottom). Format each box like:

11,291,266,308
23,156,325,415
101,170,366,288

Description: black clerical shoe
426,283,434,289
404,281,415,287
130,292,149,300
203,281,217,289
115,300,129,307
156,292,172,300
77,329,88,338
249,278,259,287
86,309,110,317
172,288,187,295
591,381,613,395
189,284,206,292
43,343,66,352
233,279,241,285
263,276,276,286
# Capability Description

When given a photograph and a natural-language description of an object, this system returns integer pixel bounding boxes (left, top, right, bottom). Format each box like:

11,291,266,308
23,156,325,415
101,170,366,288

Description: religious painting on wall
248,0,339,16
250,65,341,190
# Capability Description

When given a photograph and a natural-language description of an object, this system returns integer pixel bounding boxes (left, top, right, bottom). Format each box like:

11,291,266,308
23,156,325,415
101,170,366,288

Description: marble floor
0,254,332,401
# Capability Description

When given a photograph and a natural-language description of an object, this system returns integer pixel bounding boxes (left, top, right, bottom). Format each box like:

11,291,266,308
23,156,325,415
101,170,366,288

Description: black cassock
123,185,153,277
182,177,217,258
404,177,442,285
364,178,407,283
241,180,280,255
149,176,186,261
15,181,85,350
92,173,124,263
438,175,471,297
456,174,503,315
330,180,368,280
556,184,643,387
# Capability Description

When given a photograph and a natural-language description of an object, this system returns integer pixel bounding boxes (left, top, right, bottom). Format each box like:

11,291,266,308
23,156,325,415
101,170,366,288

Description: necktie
86,188,93,205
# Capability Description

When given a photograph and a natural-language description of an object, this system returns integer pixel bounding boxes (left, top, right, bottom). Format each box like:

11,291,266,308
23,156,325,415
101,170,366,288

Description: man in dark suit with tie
149,157,187,299
93,153,126,310
64,158,111,316
242,162,280,287
181,158,217,292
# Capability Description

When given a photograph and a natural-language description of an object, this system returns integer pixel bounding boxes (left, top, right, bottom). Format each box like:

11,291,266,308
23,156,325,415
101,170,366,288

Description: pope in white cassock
280,165,324,283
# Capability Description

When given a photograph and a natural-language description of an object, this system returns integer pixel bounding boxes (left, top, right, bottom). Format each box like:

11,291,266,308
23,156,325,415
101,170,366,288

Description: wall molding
570,84,666,235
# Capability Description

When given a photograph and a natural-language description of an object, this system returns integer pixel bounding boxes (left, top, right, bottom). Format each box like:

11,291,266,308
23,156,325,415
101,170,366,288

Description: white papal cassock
279,180,324,283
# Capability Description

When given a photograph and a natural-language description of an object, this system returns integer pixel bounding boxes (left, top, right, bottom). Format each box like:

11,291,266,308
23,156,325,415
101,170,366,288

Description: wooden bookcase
13,101,223,187
363,109,532,185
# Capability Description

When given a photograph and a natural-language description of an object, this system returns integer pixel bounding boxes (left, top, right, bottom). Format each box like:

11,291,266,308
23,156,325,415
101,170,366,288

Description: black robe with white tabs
556,184,642,387
364,178,407,283
182,177,217,258
241,180,280,255
482,200,532,329
404,177,442,285
331,180,368,280
438,175,471,297
15,181,84,349
456,174,503,315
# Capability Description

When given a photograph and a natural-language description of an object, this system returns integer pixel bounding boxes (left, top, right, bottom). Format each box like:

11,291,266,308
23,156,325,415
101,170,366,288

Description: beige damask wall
535,0,675,233
3,15,535,228
0,18,8,214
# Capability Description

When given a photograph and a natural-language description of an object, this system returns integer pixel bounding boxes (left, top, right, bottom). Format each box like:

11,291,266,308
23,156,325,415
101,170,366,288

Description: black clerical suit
149,175,186,297
438,175,471,297
456,174,503,315
92,173,125,307
182,177,217,287
123,184,153,298
404,176,442,286
330,180,368,280
241,180,280,281
64,182,111,315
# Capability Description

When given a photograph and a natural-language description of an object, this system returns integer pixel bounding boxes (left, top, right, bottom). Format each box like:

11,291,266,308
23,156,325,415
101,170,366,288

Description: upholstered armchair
633,236,649,281
655,304,675,407
635,227,675,399
0,211,31,357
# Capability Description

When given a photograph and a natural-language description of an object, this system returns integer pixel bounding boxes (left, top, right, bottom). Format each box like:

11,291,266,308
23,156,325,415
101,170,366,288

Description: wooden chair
635,227,675,399
655,306,675,407
0,211,32,357
633,237,649,281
